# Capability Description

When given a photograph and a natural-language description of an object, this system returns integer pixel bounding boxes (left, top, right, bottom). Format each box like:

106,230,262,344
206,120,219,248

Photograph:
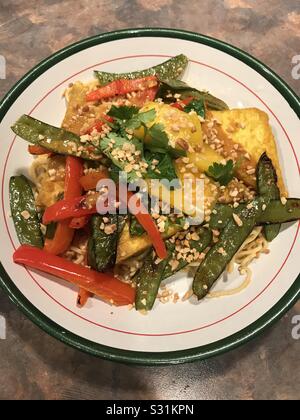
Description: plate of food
0,28,299,365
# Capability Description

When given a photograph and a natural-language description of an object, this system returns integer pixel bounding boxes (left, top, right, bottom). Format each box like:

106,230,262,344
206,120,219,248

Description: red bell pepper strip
43,196,96,224
86,76,158,102
83,115,114,135
44,221,75,254
28,145,52,155
77,252,92,307
129,87,158,107
181,97,194,106
84,120,105,135
171,96,194,111
125,192,167,260
69,215,91,229
13,245,135,306
171,102,184,111
79,169,109,191
77,288,92,307
64,156,84,199
44,157,83,254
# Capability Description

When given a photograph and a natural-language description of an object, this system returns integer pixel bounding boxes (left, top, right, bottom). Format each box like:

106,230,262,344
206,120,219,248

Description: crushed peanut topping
21,210,31,220
232,213,243,227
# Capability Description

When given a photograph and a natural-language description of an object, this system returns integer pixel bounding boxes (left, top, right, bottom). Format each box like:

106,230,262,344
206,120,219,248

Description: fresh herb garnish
206,160,235,186
146,124,186,158
184,99,205,119
108,105,139,121
144,151,178,182
108,105,156,133
125,109,156,131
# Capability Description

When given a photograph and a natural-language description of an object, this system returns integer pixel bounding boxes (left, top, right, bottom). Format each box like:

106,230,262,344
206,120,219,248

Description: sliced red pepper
171,102,184,111
102,115,114,123
129,87,158,107
28,145,52,155
43,195,96,224
69,215,90,229
171,96,194,111
44,221,74,254
125,192,167,260
79,169,109,191
86,76,158,102
181,97,194,106
64,156,84,199
13,245,135,306
77,288,92,307
44,157,84,254
84,120,105,135
83,115,114,135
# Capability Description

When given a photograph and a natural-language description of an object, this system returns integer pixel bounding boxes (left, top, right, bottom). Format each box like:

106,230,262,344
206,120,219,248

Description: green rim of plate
0,28,299,365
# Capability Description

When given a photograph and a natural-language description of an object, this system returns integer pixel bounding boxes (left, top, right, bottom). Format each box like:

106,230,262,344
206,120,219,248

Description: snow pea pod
9,175,44,248
88,214,126,272
11,115,103,161
257,153,281,241
135,227,212,311
193,198,266,300
209,199,300,230
95,54,188,86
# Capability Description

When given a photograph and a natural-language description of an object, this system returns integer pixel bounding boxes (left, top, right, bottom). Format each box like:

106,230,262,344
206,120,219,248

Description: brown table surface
0,0,299,400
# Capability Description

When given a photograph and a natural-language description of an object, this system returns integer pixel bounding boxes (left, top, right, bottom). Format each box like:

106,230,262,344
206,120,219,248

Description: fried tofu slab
210,108,287,195
62,81,110,135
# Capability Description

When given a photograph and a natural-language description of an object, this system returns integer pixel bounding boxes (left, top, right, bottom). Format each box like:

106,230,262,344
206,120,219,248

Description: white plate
0,29,299,364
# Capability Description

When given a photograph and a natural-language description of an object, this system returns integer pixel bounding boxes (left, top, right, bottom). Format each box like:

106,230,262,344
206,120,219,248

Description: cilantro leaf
144,151,178,182
184,99,205,119
107,105,139,120
138,109,156,125
147,124,169,153
206,160,235,186
125,109,156,131
147,123,186,158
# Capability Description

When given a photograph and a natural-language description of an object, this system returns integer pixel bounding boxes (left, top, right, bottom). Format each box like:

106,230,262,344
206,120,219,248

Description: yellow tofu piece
174,159,220,216
116,222,179,264
62,81,110,135
30,155,66,208
135,102,203,151
211,108,287,195
188,143,223,173
146,160,219,221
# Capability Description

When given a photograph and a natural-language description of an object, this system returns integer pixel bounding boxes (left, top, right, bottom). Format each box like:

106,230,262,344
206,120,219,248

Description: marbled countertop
0,0,299,400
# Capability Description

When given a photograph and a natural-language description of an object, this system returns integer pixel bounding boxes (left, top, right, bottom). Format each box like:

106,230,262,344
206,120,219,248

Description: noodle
208,267,252,298
207,228,268,298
